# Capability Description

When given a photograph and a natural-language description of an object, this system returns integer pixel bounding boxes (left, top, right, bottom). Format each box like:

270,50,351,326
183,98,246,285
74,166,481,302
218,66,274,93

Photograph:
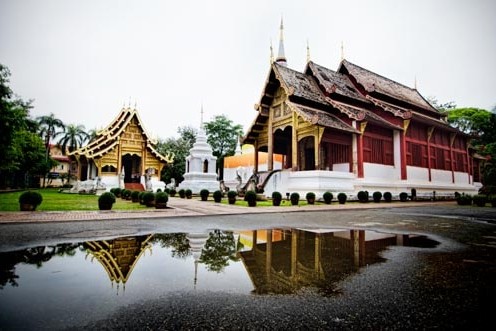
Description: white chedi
178,127,219,194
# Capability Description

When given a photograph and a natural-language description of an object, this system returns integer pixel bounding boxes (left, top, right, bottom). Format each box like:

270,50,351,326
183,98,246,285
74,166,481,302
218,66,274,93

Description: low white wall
454,171,469,185
263,170,356,199
332,163,349,172
363,163,400,180
407,166,429,182
431,169,452,183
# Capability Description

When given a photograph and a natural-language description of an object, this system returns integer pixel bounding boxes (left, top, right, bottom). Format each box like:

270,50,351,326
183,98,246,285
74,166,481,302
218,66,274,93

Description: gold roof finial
414,75,417,90
306,39,311,63
341,41,344,61
200,103,204,128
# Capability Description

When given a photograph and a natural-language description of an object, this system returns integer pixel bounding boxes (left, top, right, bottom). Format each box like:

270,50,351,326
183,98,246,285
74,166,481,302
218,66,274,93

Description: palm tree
57,124,89,184
37,113,65,187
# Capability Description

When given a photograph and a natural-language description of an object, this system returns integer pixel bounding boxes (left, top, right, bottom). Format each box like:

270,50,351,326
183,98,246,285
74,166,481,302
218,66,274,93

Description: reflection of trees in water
153,233,191,259
199,230,239,273
0,243,80,289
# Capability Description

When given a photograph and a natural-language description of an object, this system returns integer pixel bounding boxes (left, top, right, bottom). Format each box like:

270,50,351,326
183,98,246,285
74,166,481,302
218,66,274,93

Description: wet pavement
0,199,495,330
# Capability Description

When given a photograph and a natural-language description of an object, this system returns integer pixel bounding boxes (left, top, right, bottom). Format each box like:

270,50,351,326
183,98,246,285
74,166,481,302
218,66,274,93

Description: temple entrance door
122,154,142,183
79,156,88,181
299,136,315,170
273,127,293,169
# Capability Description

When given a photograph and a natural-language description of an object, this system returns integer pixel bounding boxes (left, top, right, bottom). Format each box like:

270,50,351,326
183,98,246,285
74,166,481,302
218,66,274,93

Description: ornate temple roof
288,102,359,134
274,63,328,106
70,106,172,162
306,61,369,103
339,60,439,113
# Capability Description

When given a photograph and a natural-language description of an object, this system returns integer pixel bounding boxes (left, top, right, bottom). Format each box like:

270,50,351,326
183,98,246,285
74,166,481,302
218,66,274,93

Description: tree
0,64,48,188
57,124,89,183
156,126,197,186
426,96,456,111
446,108,492,138
37,113,65,187
446,107,496,193
199,230,239,273
203,115,243,179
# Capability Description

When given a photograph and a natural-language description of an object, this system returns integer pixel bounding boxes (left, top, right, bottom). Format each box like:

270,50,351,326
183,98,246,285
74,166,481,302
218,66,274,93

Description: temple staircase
125,183,145,191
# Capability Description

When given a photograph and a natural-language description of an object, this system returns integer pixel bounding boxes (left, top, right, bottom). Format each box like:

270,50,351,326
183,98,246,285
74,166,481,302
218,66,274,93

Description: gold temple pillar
351,230,360,269
314,129,320,170
266,230,272,279
268,111,274,171
252,230,257,257
292,114,298,170
314,233,321,279
291,229,298,280
254,141,259,173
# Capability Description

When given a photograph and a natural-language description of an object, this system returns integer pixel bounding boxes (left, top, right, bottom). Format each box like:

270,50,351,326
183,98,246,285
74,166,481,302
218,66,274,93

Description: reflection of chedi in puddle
186,232,210,287
238,229,438,295
84,235,154,293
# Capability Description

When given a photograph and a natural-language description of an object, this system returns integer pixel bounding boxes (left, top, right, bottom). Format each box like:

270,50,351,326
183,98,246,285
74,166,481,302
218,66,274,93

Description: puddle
0,228,438,329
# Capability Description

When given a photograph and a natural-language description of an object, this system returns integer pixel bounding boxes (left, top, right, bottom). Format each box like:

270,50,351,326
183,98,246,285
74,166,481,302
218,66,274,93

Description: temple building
238,229,438,295
84,235,153,289
70,105,173,191
242,20,480,199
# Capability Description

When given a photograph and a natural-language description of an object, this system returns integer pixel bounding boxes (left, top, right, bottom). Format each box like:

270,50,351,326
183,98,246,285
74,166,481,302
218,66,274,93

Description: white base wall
261,167,479,201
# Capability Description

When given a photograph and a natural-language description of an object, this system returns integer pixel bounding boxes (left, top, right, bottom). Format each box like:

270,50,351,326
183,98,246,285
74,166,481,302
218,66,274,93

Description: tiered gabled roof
244,56,459,144
306,61,369,103
70,106,172,162
339,59,439,114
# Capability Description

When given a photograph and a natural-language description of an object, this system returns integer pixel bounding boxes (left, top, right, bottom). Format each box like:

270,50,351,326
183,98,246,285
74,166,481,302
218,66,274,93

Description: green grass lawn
0,188,149,211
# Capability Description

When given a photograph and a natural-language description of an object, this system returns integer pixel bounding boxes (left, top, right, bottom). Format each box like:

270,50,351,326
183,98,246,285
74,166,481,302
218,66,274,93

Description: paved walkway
0,198,454,224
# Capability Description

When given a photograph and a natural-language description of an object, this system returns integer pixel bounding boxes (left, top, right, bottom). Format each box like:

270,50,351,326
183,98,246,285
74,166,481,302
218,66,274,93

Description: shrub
456,194,472,206
357,191,369,203
121,189,131,199
213,190,223,203
178,189,186,198
200,189,210,201
272,191,282,206
98,192,116,210
383,192,392,202
164,188,170,194
306,192,316,204
490,195,496,207
185,189,193,199
244,190,257,207
472,194,487,207
323,191,333,204
156,188,162,193
373,191,382,203
139,191,146,204
19,191,43,211
169,189,176,197
290,192,300,206
110,187,121,197
143,192,156,207
399,192,408,202
131,190,140,202
338,193,347,204
227,190,237,204
155,192,169,209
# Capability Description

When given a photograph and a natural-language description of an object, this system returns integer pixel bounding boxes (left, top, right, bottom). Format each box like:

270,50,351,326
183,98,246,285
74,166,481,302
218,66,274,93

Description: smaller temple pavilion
70,105,173,191
242,20,480,199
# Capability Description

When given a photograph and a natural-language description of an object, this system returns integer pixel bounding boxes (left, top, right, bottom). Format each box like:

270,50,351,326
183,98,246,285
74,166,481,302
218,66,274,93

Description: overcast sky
1,0,495,140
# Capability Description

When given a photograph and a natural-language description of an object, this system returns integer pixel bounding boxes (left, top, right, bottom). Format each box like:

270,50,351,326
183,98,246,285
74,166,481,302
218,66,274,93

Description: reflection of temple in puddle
238,229,438,295
84,235,154,293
